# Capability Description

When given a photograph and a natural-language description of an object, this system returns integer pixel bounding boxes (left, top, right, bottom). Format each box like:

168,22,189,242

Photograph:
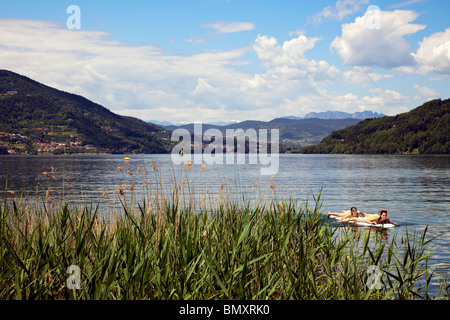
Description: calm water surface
1,154,449,293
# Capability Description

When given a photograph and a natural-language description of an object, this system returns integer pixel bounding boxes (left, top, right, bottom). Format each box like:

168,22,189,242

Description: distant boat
124,155,130,160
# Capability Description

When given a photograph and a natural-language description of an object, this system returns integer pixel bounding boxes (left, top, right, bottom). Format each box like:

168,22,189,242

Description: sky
0,0,449,124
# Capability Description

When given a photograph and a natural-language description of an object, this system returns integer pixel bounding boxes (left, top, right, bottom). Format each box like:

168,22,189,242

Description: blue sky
1,0,449,123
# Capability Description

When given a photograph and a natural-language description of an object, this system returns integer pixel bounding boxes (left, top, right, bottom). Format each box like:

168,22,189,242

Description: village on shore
0,130,99,155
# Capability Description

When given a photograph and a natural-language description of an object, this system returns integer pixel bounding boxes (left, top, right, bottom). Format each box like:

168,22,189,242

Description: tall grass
1,162,449,300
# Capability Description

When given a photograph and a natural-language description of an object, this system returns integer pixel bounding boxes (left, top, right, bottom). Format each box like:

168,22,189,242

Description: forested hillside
0,70,171,154
302,99,449,154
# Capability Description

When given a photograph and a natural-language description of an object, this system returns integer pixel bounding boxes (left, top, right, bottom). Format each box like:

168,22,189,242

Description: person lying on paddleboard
327,206,367,221
343,209,399,226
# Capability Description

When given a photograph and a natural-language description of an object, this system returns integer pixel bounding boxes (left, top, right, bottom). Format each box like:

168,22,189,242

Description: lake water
1,154,449,295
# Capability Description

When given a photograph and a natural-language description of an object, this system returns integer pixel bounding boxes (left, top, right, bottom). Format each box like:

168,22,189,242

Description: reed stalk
0,164,448,300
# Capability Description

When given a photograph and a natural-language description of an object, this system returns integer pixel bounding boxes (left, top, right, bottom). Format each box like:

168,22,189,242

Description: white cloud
280,92,360,116
308,0,369,24
253,33,340,84
184,37,206,44
361,88,411,105
254,34,319,67
192,78,218,95
244,33,347,116
240,74,268,90
342,66,394,87
413,28,450,75
0,17,426,123
200,21,255,34
280,88,412,117
357,88,413,115
412,84,440,99
387,0,428,9
330,10,426,68
0,18,258,122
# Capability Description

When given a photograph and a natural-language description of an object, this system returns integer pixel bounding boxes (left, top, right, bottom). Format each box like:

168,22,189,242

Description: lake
1,154,449,294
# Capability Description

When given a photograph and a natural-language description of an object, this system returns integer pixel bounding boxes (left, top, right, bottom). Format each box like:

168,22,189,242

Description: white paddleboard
328,214,397,229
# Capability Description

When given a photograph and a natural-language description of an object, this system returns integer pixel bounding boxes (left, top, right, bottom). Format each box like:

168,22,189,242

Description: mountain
0,70,171,154
160,117,362,146
280,116,303,120
148,119,241,127
208,120,242,126
302,99,450,154
303,110,385,120
147,120,175,127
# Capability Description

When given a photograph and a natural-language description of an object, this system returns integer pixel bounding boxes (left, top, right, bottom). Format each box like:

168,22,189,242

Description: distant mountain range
149,119,242,127
280,110,384,120
148,110,383,147
155,117,362,146
303,110,385,120
150,110,384,127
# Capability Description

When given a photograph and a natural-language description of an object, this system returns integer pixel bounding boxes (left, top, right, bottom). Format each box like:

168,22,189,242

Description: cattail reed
0,164,448,301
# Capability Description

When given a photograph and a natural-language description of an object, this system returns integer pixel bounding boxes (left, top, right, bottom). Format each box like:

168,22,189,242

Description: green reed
1,163,449,300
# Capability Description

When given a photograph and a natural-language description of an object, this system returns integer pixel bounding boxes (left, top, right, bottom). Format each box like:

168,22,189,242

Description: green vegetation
302,99,450,154
1,164,448,300
0,70,172,154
